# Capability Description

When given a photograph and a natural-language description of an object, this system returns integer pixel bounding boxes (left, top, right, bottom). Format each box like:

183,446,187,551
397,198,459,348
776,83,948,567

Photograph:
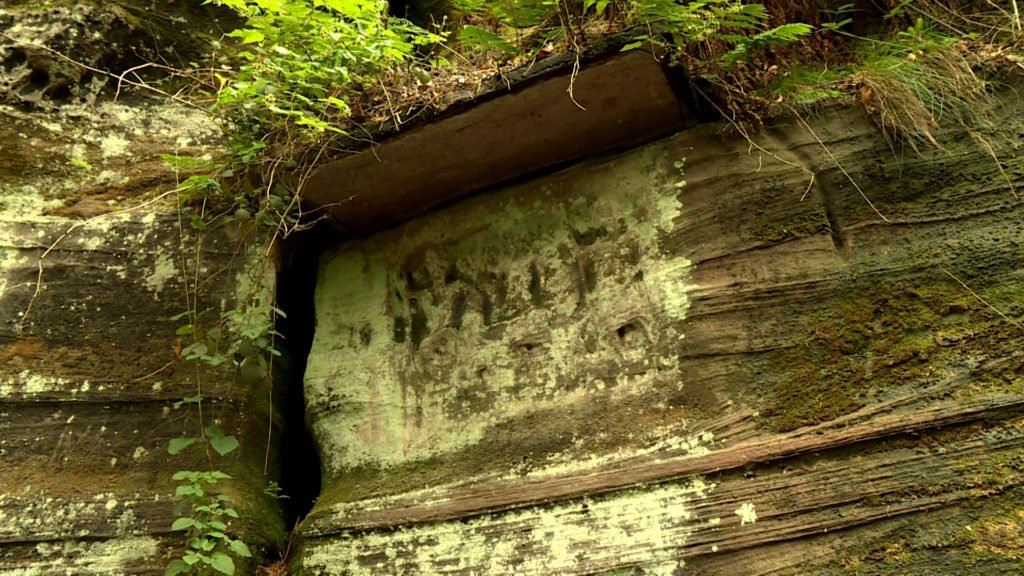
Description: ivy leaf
182,342,209,359
211,434,239,456
229,539,252,558
176,484,203,498
210,552,236,575
171,517,196,531
164,559,189,576
205,426,240,456
227,28,265,44
168,437,198,455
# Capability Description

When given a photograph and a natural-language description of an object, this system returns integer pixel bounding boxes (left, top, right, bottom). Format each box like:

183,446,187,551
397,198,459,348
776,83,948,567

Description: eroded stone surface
0,64,280,576
0,201,285,573
0,2,234,109
306,142,695,478
302,82,1024,574
0,3,282,574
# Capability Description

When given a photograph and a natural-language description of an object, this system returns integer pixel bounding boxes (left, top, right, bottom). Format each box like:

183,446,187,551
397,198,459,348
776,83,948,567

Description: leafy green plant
208,0,441,139
263,480,290,500
165,470,252,576
173,298,285,376
159,9,441,572
452,0,812,64
821,3,857,33
583,0,612,16
720,22,813,66
767,65,848,105
168,425,241,458
626,0,771,46
166,396,249,575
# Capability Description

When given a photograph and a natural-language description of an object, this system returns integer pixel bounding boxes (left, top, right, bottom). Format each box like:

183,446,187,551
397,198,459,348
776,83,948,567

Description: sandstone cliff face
3,3,1024,575
299,82,1024,574
0,5,286,574
0,207,284,574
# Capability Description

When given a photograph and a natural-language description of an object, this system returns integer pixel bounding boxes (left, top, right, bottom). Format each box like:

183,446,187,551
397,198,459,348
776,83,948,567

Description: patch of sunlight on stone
305,477,714,576
514,430,715,481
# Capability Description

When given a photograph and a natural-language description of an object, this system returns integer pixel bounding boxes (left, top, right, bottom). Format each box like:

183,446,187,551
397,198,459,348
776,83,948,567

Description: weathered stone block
0,207,284,574
306,143,694,480
300,85,1024,574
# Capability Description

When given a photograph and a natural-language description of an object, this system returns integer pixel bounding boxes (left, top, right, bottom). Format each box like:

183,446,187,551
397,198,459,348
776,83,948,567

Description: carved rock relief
307,144,695,473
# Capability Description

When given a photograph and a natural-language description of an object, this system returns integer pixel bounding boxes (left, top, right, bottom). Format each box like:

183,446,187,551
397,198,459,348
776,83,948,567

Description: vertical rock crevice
272,225,333,527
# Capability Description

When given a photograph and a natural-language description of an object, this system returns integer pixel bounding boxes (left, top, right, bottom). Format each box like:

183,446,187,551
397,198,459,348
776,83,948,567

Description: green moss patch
763,275,1022,432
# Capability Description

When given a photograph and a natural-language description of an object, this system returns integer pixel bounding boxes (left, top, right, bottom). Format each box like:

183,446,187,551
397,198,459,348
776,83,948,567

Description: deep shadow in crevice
273,222,336,526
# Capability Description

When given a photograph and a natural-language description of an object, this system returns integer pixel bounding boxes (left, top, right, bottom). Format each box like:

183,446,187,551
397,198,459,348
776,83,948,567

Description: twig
18,188,181,327
968,129,1019,200
265,345,275,475
378,77,401,127
131,358,178,383
940,266,1022,329
799,172,817,201
793,112,892,223
19,224,82,329
567,50,587,111
113,61,224,102
0,31,208,111
553,0,586,111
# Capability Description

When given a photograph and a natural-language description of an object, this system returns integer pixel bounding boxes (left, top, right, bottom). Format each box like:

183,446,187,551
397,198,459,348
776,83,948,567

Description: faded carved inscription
306,147,693,472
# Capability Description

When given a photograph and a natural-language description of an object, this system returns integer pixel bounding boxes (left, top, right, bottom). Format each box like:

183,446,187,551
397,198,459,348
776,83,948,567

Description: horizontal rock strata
299,82,1024,574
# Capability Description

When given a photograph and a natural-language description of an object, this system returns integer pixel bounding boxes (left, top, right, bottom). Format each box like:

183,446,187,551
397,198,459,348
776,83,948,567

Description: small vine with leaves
160,1,443,573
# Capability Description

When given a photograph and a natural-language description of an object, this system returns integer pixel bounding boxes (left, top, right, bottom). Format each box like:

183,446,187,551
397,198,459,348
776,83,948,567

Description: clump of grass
854,17,992,153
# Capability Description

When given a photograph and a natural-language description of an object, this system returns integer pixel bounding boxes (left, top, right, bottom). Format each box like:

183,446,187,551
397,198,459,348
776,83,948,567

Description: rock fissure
271,229,331,529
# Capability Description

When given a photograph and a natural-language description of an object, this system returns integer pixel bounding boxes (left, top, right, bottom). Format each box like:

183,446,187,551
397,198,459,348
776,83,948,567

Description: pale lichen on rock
306,143,697,475
303,477,713,575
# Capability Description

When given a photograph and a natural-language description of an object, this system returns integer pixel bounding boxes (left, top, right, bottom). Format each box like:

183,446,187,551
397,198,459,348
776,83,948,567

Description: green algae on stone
16,536,163,575
763,274,1022,432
